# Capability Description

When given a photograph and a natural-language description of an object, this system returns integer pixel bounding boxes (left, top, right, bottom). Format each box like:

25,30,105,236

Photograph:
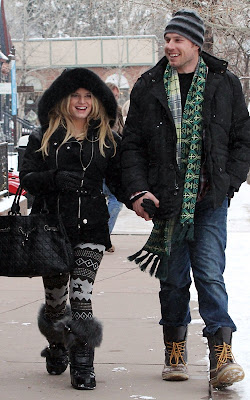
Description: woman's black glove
55,171,82,191
141,198,157,218
21,170,56,195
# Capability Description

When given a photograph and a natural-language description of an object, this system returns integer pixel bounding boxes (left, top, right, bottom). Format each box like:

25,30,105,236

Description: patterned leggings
43,243,105,321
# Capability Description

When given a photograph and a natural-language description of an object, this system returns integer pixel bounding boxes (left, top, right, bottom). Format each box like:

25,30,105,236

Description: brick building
13,35,158,123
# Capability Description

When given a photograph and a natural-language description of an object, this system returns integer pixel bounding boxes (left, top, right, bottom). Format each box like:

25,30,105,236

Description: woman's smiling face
69,88,93,123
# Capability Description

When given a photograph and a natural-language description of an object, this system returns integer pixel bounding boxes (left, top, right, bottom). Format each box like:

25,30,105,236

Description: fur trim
38,68,117,129
37,304,71,344
41,347,51,358
61,318,103,349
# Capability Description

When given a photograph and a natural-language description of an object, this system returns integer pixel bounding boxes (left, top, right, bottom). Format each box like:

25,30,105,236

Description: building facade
13,35,158,123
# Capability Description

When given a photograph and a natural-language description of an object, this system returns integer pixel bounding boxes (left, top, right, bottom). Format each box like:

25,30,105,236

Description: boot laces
214,342,235,370
166,341,186,366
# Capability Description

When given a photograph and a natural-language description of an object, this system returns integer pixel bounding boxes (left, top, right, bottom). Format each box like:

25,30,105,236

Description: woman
20,68,125,390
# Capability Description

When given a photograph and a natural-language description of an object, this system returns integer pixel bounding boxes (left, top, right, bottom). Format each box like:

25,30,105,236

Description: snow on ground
224,182,250,397
190,182,250,398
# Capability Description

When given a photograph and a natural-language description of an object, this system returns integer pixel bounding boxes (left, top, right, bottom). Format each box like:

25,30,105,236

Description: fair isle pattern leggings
43,243,105,321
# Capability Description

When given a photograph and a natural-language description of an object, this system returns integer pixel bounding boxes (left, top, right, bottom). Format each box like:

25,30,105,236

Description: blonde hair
106,82,119,93
40,91,116,157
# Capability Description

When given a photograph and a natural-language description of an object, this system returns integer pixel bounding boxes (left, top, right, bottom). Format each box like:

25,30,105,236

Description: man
121,9,250,389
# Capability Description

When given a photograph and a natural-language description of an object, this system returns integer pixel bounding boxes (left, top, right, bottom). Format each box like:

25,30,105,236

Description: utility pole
9,46,17,147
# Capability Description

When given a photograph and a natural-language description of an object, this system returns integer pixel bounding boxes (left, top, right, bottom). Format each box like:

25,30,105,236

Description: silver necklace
79,138,94,174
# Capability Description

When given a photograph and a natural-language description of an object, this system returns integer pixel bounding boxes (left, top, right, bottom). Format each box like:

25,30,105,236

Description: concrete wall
13,35,158,69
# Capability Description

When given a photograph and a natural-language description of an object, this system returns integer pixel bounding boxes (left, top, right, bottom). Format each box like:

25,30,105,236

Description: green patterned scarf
128,57,207,280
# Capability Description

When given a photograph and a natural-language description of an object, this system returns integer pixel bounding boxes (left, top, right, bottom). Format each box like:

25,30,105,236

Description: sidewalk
0,234,208,400
0,202,246,399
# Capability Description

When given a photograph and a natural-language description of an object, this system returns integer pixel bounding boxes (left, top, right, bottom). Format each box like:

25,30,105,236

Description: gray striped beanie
164,9,205,49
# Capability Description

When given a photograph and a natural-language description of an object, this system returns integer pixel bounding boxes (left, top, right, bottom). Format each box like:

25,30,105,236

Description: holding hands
132,192,159,221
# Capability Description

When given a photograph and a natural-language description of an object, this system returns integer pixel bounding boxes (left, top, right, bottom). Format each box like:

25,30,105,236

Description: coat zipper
78,141,85,229
55,139,94,228
77,140,95,229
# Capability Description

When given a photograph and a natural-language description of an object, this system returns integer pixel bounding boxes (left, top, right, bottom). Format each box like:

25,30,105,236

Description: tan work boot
162,326,189,381
208,327,245,389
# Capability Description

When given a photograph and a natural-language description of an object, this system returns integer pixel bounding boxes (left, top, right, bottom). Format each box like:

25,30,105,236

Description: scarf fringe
127,221,195,280
139,253,155,272
127,249,143,262
149,256,161,276
128,250,163,278
134,252,150,265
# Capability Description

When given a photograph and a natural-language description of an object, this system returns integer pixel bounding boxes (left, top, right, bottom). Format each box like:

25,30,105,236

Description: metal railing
0,142,8,197
0,110,36,146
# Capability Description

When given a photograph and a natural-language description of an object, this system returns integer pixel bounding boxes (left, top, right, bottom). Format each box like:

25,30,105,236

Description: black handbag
0,186,74,277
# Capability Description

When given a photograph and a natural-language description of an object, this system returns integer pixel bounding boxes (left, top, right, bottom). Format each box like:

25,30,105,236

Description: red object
0,0,12,57
8,170,27,196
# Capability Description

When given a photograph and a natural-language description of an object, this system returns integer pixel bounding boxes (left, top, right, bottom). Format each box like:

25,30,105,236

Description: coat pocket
80,193,110,227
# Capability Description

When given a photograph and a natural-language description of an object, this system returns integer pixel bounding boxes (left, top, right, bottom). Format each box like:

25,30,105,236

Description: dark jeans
159,198,236,337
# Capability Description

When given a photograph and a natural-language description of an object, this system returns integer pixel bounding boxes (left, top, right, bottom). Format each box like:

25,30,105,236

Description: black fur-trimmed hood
38,68,117,129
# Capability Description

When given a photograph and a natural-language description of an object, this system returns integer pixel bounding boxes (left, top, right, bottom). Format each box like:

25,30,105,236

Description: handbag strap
8,185,23,215
40,196,50,214
9,187,53,216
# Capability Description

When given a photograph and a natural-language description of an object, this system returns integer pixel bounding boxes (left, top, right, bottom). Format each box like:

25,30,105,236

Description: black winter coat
20,124,125,249
121,52,250,219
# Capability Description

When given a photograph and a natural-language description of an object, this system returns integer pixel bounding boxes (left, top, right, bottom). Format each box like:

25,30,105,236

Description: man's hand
132,192,159,221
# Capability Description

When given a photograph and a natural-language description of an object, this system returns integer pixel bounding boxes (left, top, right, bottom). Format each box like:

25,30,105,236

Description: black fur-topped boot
38,304,71,375
62,318,103,390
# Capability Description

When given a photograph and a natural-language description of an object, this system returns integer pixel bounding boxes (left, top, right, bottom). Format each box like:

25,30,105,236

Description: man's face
164,33,199,73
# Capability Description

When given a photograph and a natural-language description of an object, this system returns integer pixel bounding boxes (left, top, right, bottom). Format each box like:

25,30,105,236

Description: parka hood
38,67,117,130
